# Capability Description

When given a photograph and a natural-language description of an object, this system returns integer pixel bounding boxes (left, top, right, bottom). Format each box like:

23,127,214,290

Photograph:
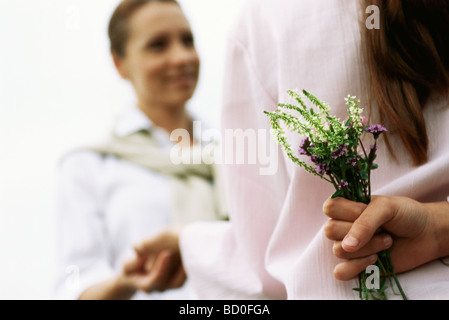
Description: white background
0,0,245,299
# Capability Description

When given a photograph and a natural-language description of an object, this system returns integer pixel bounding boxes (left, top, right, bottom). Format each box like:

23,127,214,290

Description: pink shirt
180,0,449,299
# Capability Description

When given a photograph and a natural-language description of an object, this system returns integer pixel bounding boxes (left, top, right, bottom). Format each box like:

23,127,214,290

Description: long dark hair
364,0,449,165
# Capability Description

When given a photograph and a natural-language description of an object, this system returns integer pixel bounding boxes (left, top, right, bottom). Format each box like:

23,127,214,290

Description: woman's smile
166,71,197,88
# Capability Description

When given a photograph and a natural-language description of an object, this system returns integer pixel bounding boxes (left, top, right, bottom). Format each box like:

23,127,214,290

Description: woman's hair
364,0,449,165
108,0,178,58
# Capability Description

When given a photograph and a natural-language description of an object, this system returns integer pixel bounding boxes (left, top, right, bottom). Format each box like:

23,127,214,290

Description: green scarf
83,129,228,225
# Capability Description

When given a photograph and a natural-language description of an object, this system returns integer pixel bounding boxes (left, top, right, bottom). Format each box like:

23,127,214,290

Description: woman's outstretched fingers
140,250,174,293
166,265,187,290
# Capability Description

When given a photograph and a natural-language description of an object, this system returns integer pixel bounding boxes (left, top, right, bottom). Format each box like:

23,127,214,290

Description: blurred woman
54,0,226,300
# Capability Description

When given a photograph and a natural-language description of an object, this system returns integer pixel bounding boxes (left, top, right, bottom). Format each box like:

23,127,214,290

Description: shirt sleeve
53,151,115,300
180,221,269,299
179,3,288,299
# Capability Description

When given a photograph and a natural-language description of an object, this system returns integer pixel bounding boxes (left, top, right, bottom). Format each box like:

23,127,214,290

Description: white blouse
53,104,198,300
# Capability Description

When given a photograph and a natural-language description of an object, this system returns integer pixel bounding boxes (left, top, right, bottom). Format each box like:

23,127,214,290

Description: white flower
270,128,281,144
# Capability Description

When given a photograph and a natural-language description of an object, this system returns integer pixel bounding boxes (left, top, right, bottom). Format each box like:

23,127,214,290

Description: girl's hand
322,196,449,280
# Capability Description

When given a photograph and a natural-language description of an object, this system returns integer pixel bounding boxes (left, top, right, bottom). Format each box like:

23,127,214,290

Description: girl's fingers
333,254,378,281
341,197,396,253
332,233,393,260
324,219,352,240
323,197,368,222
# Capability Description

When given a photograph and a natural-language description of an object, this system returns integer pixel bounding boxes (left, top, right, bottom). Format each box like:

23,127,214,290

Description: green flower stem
384,251,408,300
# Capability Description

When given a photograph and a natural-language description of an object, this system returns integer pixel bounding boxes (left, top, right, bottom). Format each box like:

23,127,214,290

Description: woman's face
115,2,200,109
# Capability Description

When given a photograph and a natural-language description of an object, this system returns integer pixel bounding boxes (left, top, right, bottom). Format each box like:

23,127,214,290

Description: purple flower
306,150,332,175
337,179,349,190
310,154,320,163
331,143,349,159
345,155,360,166
298,137,311,156
316,163,331,175
311,162,330,175
365,124,387,138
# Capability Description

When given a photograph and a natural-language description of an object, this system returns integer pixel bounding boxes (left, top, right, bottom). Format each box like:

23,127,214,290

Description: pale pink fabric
180,0,449,299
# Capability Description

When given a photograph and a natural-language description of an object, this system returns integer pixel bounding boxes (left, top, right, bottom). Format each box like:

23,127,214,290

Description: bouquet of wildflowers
264,89,407,300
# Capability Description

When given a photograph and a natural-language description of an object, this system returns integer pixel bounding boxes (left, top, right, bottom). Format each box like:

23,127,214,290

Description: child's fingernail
368,254,378,264
383,235,393,247
343,236,359,248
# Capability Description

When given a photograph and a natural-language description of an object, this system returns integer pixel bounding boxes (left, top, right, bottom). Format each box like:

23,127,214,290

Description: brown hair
108,0,178,57
364,0,449,165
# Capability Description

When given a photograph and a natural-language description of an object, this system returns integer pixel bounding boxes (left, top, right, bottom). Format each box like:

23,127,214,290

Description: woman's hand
323,196,449,281
127,226,186,292
78,226,185,300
